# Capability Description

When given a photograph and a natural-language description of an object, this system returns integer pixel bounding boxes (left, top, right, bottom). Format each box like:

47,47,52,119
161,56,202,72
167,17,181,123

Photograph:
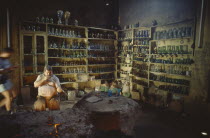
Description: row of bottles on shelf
49,60,86,66
36,16,54,24
134,39,149,45
133,47,149,55
88,31,116,39
88,67,115,73
88,51,115,58
134,30,150,38
49,40,86,49
150,64,191,76
58,77,76,83
150,73,190,86
48,27,83,38
118,64,132,68
158,85,189,95
133,63,148,70
88,59,115,64
94,74,115,79
48,50,86,58
132,70,148,78
22,25,42,32
88,42,115,51
132,78,148,87
118,31,132,40
150,56,194,64
118,45,133,51
118,51,133,57
53,67,86,74
154,45,191,55
134,57,149,62
153,26,193,40
119,70,131,74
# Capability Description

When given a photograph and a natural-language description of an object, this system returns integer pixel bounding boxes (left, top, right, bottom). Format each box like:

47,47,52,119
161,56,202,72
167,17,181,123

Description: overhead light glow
106,3,109,6
201,132,208,136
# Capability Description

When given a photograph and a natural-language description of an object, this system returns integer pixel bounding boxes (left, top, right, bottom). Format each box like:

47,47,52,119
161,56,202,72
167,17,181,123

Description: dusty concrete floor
0,98,210,138
133,104,210,138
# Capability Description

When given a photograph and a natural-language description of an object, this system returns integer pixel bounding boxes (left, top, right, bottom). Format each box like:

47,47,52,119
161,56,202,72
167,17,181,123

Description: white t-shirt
34,74,61,97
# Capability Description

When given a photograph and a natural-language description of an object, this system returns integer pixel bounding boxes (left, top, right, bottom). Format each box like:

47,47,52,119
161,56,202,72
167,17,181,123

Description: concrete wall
119,0,196,28
189,0,210,103
10,0,119,28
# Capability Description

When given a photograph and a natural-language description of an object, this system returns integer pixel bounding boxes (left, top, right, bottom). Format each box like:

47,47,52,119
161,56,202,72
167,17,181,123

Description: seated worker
100,80,109,92
34,65,63,111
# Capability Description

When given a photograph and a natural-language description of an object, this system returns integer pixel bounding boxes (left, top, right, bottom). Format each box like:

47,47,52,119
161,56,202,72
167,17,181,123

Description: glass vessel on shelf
64,11,70,25
57,10,64,24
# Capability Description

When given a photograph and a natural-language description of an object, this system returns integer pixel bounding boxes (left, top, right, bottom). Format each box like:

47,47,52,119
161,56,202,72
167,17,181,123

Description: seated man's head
0,48,14,58
44,65,53,76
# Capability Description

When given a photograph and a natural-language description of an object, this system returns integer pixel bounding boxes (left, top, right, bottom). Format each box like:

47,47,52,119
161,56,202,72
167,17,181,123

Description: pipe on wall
7,8,10,48
198,0,205,48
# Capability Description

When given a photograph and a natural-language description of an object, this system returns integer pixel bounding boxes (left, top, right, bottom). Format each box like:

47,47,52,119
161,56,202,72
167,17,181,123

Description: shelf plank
150,53,192,55
132,82,148,87
48,35,87,39
133,76,148,80
133,60,149,64
88,26,116,31
150,37,193,42
54,73,87,75
88,64,115,66
149,80,190,87
51,65,86,67
134,37,151,39
88,57,115,58
133,45,149,47
149,71,191,79
20,30,47,34
93,78,115,81
88,38,116,41
36,53,46,55
60,81,87,85
89,71,115,74
88,49,115,52
24,54,34,55
150,62,192,66
48,57,87,59
60,82,79,85
48,48,86,50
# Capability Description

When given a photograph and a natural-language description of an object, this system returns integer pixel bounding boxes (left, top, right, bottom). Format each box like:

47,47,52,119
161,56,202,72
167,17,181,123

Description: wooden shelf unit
117,21,194,100
20,21,117,90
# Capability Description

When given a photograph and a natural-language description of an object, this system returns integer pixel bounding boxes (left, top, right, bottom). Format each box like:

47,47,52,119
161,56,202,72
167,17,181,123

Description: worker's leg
48,95,60,111
0,90,11,111
34,96,46,111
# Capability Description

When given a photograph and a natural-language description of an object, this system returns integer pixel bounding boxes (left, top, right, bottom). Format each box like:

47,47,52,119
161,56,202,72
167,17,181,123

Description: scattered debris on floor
0,92,141,137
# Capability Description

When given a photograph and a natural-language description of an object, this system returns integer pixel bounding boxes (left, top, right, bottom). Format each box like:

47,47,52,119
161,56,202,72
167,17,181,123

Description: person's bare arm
54,76,63,93
34,75,49,88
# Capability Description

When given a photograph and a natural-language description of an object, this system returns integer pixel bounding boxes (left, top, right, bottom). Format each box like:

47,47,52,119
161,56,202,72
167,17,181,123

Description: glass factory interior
0,0,210,137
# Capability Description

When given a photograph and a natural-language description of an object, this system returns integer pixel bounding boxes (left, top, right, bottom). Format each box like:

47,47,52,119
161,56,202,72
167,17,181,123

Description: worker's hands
43,76,51,82
41,76,52,86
